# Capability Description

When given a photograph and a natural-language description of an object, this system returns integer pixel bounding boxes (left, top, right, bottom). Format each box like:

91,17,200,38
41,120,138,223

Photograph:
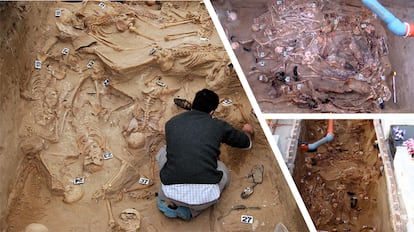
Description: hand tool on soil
240,164,264,199
173,98,192,110
241,183,258,199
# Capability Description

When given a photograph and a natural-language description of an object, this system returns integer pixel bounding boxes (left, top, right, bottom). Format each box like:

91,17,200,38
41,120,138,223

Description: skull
44,87,59,108
119,208,141,232
82,138,104,173
63,184,84,204
24,223,49,232
116,13,135,32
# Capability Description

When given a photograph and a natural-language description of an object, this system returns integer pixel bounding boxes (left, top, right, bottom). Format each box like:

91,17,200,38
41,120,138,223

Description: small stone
251,24,260,32
231,42,240,50
227,11,237,21
24,223,49,232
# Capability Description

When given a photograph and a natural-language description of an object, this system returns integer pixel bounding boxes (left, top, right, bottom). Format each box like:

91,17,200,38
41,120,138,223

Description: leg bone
164,31,198,41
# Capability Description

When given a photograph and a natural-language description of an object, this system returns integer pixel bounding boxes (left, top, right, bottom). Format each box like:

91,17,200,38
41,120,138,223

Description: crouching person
157,89,254,220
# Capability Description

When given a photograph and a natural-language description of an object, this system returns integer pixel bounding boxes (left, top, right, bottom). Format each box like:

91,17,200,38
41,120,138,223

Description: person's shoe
157,198,192,221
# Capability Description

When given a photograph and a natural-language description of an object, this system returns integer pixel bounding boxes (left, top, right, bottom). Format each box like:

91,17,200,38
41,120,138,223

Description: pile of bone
247,0,391,112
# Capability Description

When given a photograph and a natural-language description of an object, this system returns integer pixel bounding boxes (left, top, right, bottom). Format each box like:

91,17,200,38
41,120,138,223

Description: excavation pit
292,120,393,231
212,0,414,113
0,1,309,231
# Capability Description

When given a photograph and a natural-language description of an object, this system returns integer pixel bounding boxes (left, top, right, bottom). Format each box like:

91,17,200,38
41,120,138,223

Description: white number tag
222,99,232,106
55,9,62,17
35,60,42,69
87,60,95,68
61,48,69,55
103,153,113,160
73,177,85,185
156,80,166,87
241,215,254,224
102,79,110,87
98,2,105,9
138,177,150,185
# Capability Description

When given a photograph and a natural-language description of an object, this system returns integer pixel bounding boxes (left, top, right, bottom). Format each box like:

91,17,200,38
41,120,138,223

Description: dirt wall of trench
0,2,49,226
379,0,414,112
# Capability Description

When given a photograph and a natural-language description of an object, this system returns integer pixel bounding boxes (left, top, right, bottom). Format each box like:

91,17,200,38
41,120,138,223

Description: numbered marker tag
73,177,85,185
87,60,95,68
222,99,232,106
98,2,105,9
35,60,42,69
200,37,208,41
259,61,265,67
55,9,62,17
102,79,110,87
103,152,113,160
138,177,150,185
276,0,283,5
61,47,69,55
285,76,291,83
156,80,166,87
241,215,254,224
258,75,266,82
149,47,157,55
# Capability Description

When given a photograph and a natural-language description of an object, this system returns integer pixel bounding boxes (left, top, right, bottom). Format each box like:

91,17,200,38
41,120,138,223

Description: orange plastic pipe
405,23,414,37
327,119,334,135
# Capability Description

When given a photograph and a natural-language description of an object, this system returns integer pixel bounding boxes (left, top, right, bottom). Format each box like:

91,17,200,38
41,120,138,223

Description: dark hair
191,89,219,113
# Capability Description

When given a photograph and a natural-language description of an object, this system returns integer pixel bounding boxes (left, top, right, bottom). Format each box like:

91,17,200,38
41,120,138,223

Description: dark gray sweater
160,110,251,185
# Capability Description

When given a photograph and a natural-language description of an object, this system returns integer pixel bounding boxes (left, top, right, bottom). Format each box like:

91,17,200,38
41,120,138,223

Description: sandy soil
213,0,402,113
0,1,307,231
293,120,392,231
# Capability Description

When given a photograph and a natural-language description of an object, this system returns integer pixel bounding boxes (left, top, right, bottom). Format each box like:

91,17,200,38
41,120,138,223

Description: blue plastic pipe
300,119,335,152
362,0,413,37
307,133,335,151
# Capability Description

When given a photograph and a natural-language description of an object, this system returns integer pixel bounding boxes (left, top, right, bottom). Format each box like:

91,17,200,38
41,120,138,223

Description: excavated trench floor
0,1,307,231
293,120,392,231
212,0,414,113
